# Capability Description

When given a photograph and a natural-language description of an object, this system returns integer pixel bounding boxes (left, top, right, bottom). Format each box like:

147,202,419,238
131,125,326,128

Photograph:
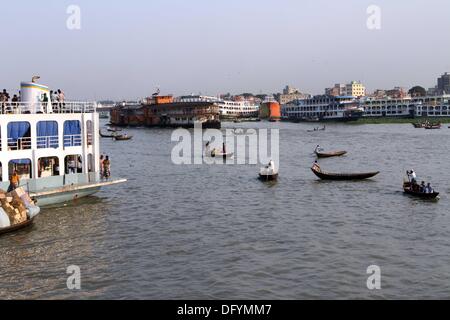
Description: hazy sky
1,0,449,100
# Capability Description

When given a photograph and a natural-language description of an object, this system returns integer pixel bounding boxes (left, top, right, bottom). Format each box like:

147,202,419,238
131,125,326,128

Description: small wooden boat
0,217,35,236
259,172,278,181
308,126,326,132
259,167,278,181
114,135,133,141
211,151,234,159
99,130,119,138
315,150,347,158
424,124,441,129
311,165,379,180
403,182,440,199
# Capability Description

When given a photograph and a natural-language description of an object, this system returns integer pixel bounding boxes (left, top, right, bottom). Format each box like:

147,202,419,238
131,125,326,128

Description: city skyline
2,0,450,100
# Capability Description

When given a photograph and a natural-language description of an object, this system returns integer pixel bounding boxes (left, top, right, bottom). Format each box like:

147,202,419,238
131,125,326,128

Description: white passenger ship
362,95,450,117
282,95,364,121
178,95,259,119
0,81,126,206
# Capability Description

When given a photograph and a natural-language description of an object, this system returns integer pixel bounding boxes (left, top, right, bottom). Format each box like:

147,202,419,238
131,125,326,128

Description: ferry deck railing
63,134,82,147
7,137,32,150
37,135,59,149
0,101,96,115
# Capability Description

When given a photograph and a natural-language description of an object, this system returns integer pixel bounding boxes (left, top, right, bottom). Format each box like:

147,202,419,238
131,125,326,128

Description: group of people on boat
0,87,66,113
100,155,111,179
0,89,20,114
406,170,435,194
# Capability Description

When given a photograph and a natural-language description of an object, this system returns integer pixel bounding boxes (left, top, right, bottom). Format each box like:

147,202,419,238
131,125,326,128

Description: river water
1,121,450,299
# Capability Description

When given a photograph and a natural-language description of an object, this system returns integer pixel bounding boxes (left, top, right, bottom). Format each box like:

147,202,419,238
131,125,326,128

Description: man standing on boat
8,171,20,193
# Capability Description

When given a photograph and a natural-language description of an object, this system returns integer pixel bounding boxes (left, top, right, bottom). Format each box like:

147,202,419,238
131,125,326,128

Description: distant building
345,81,366,97
437,72,450,94
325,81,366,97
283,85,300,95
325,84,346,96
276,85,309,105
427,72,450,95
369,87,407,99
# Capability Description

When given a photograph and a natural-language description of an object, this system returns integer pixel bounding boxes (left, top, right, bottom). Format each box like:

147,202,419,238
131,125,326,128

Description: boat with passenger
0,79,126,207
403,182,439,199
259,160,278,181
403,171,439,199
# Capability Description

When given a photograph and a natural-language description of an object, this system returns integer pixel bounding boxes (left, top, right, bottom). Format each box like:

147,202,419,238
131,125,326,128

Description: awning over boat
7,122,30,140
10,159,31,165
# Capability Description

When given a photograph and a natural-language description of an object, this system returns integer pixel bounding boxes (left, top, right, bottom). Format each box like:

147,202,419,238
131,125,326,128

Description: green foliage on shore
349,117,450,124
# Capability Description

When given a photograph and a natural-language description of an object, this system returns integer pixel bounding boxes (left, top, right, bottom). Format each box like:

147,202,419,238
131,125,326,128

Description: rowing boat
114,135,133,141
99,130,119,138
258,173,278,181
0,217,35,236
315,150,347,158
311,165,379,180
403,183,440,199
211,151,234,159
259,167,278,181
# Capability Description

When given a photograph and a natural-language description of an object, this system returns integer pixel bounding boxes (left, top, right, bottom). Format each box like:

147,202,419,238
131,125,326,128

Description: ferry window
63,120,82,147
38,157,60,178
86,120,93,146
37,121,59,149
7,122,31,150
65,155,83,174
9,159,32,181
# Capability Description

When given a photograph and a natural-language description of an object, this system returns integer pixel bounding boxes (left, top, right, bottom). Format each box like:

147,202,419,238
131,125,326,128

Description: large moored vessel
178,95,260,119
282,95,364,121
0,81,126,206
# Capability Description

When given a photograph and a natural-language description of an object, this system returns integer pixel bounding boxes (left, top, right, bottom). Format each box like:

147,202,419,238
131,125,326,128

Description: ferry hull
33,187,101,207
28,178,127,207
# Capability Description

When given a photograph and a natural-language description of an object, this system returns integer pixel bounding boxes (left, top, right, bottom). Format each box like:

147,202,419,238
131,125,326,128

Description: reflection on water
1,121,450,299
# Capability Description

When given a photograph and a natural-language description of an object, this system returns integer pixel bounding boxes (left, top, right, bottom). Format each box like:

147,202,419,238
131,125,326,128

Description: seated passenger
425,183,434,194
312,160,321,172
420,181,426,193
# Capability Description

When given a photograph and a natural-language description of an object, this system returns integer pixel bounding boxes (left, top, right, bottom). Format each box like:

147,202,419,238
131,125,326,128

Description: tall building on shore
437,72,450,94
345,81,366,97
325,81,366,97
276,85,309,105
426,72,450,95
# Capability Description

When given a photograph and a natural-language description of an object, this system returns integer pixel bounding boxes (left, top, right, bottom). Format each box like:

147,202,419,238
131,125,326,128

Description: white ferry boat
282,95,364,121
0,81,126,206
178,95,259,119
362,95,450,117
